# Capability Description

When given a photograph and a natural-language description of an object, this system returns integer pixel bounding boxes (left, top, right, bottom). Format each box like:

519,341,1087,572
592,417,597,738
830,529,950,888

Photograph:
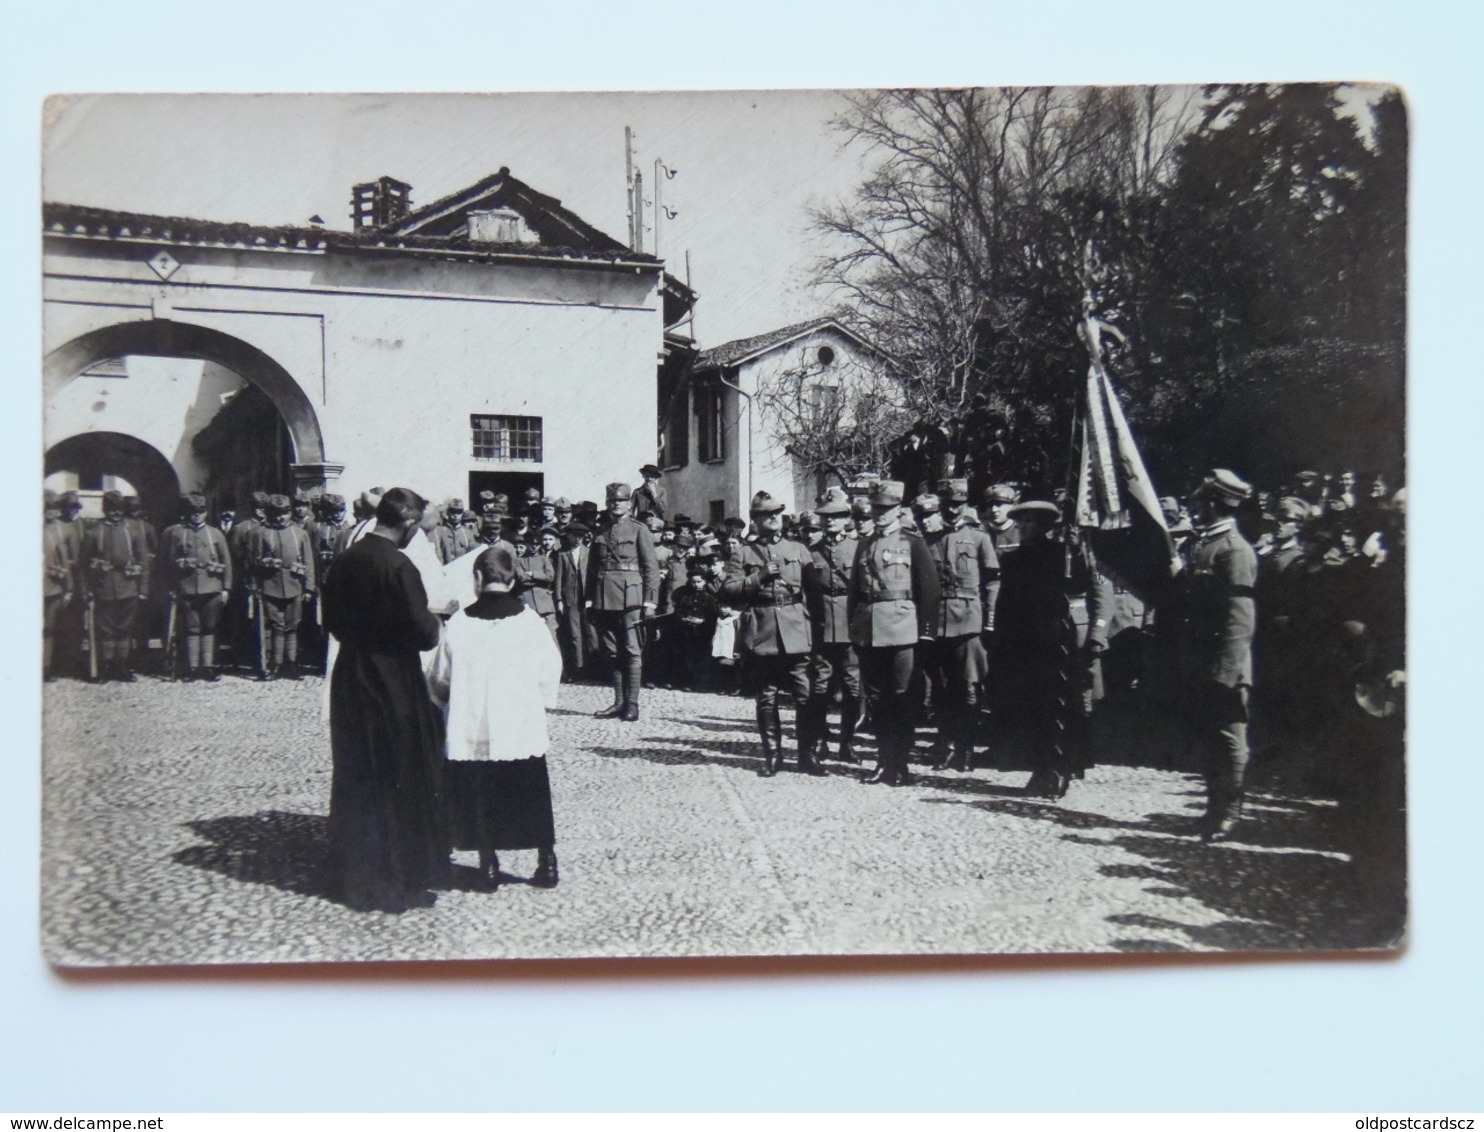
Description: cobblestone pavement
40,671,1405,966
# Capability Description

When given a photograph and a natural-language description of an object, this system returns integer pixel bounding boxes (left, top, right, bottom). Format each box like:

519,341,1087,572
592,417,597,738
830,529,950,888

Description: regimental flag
1073,359,1174,604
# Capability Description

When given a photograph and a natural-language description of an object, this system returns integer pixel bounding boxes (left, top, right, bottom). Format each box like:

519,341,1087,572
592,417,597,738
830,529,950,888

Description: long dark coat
322,534,447,907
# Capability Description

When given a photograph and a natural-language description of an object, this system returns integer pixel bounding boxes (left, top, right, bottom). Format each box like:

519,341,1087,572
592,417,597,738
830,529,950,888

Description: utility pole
624,126,637,251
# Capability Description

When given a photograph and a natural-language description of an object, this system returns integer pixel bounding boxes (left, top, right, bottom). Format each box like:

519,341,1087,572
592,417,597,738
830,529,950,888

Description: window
806,383,839,429
695,377,726,463
709,499,726,525
817,345,835,367
661,376,690,470
471,414,543,462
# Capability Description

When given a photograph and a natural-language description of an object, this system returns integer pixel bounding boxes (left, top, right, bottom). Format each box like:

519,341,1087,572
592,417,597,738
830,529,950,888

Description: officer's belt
868,588,914,602
600,565,641,573
752,593,804,607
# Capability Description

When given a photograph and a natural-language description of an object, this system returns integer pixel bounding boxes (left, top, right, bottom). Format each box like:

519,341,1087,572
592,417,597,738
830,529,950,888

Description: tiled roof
696,317,870,369
43,200,661,269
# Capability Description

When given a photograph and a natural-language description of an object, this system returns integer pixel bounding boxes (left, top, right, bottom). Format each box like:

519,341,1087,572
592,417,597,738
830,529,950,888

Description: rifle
85,595,98,681
164,594,179,681
251,591,267,676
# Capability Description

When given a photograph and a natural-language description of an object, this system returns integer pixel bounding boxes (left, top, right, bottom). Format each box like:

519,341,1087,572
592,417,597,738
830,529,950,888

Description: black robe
322,534,447,909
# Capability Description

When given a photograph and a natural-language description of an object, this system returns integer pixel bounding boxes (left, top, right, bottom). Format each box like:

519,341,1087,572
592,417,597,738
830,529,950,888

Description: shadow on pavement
173,811,338,903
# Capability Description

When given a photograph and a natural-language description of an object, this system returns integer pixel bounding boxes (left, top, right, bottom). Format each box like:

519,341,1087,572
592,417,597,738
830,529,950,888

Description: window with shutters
471,415,543,462
695,378,726,464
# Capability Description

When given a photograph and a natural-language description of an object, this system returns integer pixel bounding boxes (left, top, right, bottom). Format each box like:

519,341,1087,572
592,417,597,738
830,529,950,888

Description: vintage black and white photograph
40,85,1406,966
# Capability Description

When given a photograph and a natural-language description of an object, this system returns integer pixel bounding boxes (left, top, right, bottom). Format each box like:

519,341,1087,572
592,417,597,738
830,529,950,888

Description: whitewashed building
43,170,695,520
661,317,885,524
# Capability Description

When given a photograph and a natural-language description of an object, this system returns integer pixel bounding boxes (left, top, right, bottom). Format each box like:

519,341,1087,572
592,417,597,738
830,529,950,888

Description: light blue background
4,0,1479,1112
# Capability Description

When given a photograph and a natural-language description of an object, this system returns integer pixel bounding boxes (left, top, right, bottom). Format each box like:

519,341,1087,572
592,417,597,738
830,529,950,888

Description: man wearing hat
553,520,592,681
848,479,941,785
585,482,662,720
723,490,820,777
992,499,1078,798
290,490,313,530
80,490,149,681
249,494,316,680
435,497,477,565
802,486,862,765
515,526,561,642
632,464,668,523
43,491,75,681
160,493,233,681
920,479,999,771
1180,468,1260,841
551,498,574,535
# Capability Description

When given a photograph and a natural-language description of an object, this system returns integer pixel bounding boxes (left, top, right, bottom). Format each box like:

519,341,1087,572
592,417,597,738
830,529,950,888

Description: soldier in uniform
80,490,149,681
435,497,477,565
53,491,88,678
1178,469,1259,841
722,491,819,777
641,512,677,688
290,490,313,529
121,494,158,657
552,498,574,535
848,480,940,786
249,494,316,680
802,487,862,765
632,464,668,523
160,492,233,681
920,479,998,771
43,490,75,682
992,500,1079,798
516,525,560,642
585,482,661,721
303,493,347,670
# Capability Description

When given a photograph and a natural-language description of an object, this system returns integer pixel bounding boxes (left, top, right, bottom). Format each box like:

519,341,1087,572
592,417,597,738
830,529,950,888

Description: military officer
249,494,316,680
1179,468,1260,841
80,490,149,681
585,482,662,721
920,479,999,771
992,500,1080,798
802,486,862,764
722,491,819,776
848,480,941,785
160,492,233,681
43,491,75,681
552,497,574,535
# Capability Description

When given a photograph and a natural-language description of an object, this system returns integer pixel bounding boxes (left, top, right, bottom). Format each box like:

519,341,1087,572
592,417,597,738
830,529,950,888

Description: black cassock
322,534,447,909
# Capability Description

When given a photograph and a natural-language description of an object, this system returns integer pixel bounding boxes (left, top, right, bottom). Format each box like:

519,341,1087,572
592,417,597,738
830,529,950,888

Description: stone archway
45,431,180,524
44,319,333,486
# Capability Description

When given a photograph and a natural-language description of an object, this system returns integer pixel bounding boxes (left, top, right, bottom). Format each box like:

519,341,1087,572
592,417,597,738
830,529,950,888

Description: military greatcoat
722,535,814,657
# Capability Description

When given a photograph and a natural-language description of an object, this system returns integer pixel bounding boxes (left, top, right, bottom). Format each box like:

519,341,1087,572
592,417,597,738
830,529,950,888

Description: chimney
351,176,413,230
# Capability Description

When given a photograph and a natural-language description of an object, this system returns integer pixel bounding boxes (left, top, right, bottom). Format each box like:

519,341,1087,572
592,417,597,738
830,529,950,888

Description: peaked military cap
291,490,311,505
1275,496,1310,522
102,490,125,509
182,492,208,512
797,509,822,530
749,490,786,514
606,482,633,502
912,492,941,514
1008,500,1060,522
937,478,970,504
60,490,80,506
446,497,466,511
986,483,1018,505
815,486,852,517
869,480,906,507
266,494,292,513
553,497,573,511
1198,468,1253,505
958,505,982,527
250,491,270,507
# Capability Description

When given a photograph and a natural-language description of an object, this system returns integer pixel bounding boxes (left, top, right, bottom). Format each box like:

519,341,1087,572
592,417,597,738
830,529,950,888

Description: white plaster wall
44,239,664,501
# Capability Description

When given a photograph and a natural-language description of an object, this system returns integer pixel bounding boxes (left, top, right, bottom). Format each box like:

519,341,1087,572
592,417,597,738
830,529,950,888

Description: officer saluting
849,480,940,786
585,482,661,721
723,491,819,777
802,486,862,765
160,492,233,681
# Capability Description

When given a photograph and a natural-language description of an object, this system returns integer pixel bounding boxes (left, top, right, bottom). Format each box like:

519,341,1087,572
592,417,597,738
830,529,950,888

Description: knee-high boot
622,656,642,721
756,701,780,777
837,694,860,763
201,633,221,681
796,701,825,775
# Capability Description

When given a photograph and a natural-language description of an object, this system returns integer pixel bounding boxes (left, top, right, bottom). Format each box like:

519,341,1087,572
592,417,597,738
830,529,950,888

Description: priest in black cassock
322,487,449,912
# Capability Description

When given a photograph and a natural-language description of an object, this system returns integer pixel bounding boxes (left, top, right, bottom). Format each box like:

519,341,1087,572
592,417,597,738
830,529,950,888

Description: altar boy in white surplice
428,543,563,890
